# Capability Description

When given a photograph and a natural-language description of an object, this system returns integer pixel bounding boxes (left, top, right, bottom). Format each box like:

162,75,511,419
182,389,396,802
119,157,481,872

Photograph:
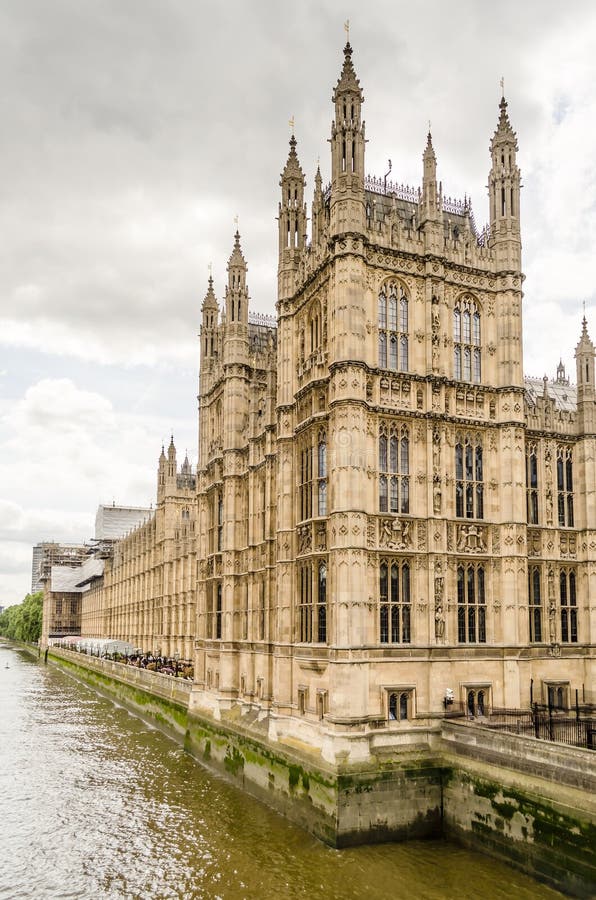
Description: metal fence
444,700,596,751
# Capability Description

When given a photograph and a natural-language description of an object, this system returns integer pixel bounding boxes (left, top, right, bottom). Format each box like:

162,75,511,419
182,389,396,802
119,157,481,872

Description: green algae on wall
444,770,596,898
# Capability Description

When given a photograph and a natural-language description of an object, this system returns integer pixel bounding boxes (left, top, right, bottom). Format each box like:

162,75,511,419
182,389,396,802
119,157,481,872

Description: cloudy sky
2,0,596,605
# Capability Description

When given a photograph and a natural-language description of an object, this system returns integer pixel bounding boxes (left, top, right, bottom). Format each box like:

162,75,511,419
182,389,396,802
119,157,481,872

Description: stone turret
419,131,442,252
575,316,595,432
225,231,248,326
200,276,219,364
329,41,366,235
311,163,324,250
157,444,167,501
278,134,307,302
488,93,521,270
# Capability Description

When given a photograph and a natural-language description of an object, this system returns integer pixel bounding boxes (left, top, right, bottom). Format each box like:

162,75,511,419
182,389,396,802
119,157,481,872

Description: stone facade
79,439,198,659
190,42,595,763
45,41,596,766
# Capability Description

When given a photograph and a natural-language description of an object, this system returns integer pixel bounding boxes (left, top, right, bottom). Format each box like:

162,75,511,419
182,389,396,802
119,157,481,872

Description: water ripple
0,646,564,900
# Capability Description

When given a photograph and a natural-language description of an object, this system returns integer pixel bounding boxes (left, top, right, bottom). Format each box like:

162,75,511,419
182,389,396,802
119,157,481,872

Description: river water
0,644,563,899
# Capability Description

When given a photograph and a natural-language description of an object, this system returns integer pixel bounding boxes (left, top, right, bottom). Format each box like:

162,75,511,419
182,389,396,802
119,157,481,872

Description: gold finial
234,214,239,229
428,119,432,133
344,19,350,40
208,261,212,278
500,76,505,96
288,115,295,134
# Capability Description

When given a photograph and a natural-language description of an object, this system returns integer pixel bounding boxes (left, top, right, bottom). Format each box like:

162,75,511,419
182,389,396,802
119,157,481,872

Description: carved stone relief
379,517,412,550
456,523,487,553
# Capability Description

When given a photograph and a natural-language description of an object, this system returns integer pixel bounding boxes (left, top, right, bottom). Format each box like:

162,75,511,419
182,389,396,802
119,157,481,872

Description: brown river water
0,644,564,899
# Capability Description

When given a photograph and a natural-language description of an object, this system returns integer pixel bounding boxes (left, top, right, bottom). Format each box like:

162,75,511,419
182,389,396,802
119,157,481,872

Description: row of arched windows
377,286,482,383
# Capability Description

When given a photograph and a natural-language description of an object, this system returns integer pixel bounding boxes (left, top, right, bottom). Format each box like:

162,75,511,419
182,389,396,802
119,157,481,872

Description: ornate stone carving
417,521,427,551
316,525,326,551
297,524,311,554
457,523,486,553
379,517,412,550
528,530,541,557
446,522,454,552
434,560,445,640
548,565,556,643
433,474,442,514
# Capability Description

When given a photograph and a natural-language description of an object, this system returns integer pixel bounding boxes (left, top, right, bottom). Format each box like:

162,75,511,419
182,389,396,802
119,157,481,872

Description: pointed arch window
298,430,328,522
297,560,328,644
560,569,578,643
455,435,483,519
528,566,543,642
379,283,408,372
317,431,327,517
379,560,411,644
379,423,409,513
457,564,486,643
557,445,574,527
526,442,539,524
454,296,481,383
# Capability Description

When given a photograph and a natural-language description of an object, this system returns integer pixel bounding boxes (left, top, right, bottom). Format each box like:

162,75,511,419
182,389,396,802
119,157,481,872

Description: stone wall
440,721,596,897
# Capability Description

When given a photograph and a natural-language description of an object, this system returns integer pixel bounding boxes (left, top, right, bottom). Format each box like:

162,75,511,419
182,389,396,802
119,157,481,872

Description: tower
225,230,249,326
575,316,595,431
329,41,366,235
419,130,443,254
200,275,219,365
166,435,177,485
157,444,167,502
488,92,521,271
277,134,307,302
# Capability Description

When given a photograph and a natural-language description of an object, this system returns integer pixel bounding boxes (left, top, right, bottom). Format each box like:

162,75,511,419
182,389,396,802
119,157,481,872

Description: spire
181,452,191,475
167,434,176,460
225,230,248,324
281,134,304,181
228,230,246,272
202,275,218,311
278,134,307,264
420,130,440,227
165,434,177,482
200,274,219,365
575,315,595,422
157,442,167,499
492,95,517,146
329,40,366,226
575,315,595,363
488,91,521,267
333,42,363,103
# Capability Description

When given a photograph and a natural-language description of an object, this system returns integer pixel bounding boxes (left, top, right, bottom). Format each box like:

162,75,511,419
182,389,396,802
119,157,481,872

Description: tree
0,591,43,643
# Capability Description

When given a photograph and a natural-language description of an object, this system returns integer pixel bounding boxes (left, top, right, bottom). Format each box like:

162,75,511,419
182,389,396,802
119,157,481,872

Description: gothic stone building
75,441,198,660
189,42,595,763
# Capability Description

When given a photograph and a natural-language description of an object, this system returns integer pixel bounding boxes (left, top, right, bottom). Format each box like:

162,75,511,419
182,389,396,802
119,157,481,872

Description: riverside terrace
50,636,194,680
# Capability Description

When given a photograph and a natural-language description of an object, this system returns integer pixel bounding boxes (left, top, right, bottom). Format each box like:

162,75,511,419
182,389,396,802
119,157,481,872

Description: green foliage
0,591,43,643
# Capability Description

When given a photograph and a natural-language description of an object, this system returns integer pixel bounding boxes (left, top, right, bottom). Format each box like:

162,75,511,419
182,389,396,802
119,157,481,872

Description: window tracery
455,434,483,519
379,559,411,644
378,282,408,372
457,564,486,643
454,295,481,382
379,422,409,514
